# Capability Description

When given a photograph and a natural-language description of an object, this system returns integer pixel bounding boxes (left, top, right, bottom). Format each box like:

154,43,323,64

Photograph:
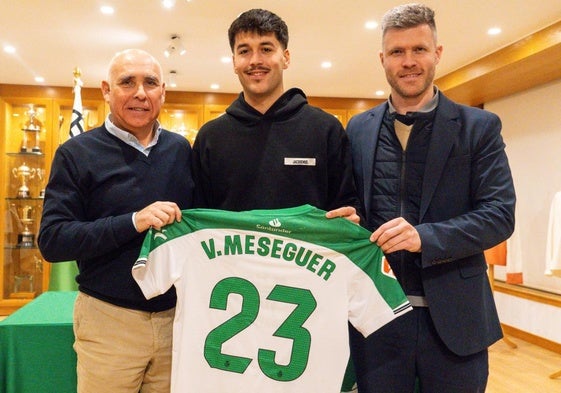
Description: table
0,291,77,393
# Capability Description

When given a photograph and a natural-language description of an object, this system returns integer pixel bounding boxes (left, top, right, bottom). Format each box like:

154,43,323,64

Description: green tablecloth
0,291,77,393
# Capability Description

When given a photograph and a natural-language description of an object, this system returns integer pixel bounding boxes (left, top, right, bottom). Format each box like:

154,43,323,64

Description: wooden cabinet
308,97,379,127
203,104,228,123
322,108,349,126
0,93,105,314
1,98,52,314
158,103,228,145
159,104,204,145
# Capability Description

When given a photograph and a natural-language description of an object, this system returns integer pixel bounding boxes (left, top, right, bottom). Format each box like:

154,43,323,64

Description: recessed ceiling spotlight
164,35,186,57
220,56,232,64
321,61,332,69
210,84,220,90
168,70,177,88
488,27,502,36
3,45,16,54
375,90,385,96
162,0,176,8
100,6,114,15
35,76,45,83
365,21,378,30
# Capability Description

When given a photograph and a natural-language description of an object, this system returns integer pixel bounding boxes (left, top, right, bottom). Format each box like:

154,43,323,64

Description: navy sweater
38,126,194,311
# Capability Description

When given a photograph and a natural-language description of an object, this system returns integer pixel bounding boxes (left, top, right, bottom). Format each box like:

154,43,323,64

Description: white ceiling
1,0,561,99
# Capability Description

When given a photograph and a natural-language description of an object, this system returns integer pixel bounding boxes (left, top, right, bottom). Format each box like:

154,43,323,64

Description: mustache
246,66,270,73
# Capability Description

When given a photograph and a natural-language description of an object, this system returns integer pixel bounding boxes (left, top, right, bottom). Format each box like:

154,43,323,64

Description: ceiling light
220,56,232,64
375,90,385,97
3,45,16,54
321,61,332,69
100,6,114,15
162,0,176,8
365,21,378,30
210,84,220,90
164,35,186,58
35,76,45,83
168,70,177,88
487,27,502,36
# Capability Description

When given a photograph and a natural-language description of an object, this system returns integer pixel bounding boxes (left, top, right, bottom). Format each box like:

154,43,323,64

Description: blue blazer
346,93,516,356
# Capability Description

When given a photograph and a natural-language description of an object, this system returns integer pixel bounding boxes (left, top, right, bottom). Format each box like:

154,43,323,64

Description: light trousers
73,292,175,393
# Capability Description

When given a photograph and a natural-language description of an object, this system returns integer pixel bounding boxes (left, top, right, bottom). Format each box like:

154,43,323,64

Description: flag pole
69,67,84,139
47,68,83,292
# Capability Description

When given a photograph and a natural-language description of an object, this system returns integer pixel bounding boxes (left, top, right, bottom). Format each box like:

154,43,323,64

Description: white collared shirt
104,116,162,156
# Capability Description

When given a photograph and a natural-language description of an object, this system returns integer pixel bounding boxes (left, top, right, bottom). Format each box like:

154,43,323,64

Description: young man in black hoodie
192,8,360,221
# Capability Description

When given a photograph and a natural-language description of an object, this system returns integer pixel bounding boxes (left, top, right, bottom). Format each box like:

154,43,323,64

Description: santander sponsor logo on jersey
381,256,396,279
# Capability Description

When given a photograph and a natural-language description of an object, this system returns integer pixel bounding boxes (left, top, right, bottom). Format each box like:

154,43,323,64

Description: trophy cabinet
1,98,53,314
0,89,106,315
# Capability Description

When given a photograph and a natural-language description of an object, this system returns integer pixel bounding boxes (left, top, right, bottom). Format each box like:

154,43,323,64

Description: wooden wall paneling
322,108,348,126
159,103,204,145
437,20,561,106
203,104,228,124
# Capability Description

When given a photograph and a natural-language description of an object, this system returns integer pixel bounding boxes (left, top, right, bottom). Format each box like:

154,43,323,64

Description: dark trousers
349,307,488,393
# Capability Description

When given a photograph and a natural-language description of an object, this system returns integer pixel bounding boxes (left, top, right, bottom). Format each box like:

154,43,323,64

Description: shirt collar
388,86,440,115
104,116,162,156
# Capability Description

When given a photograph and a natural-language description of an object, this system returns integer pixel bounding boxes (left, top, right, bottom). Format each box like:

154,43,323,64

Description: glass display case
2,100,52,305
159,104,204,145
0,94,105,314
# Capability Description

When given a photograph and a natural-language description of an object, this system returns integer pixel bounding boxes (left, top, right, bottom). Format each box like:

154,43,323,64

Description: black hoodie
192,88,360,213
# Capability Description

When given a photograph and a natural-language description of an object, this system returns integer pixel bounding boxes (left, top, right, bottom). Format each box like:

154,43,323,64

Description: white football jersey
133,205,411,393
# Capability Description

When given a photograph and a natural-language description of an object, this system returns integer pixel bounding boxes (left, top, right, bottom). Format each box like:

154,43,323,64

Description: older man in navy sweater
38,49,194,393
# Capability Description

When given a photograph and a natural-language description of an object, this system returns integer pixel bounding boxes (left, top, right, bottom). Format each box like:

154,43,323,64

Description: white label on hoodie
284,158,316,166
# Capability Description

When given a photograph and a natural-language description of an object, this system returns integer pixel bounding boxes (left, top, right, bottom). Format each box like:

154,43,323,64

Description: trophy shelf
0,87,111,314
0,98,53,314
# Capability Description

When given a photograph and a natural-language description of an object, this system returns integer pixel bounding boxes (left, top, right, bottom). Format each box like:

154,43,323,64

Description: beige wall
485,79,561,345
486,79,561,295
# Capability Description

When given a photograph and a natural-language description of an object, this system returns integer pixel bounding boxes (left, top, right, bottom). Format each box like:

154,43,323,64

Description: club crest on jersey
381,257,396,279
153,229,168,241
269,218,281,227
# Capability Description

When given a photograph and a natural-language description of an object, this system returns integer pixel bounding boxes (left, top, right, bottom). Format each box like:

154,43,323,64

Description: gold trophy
12,162,36,198
9,203,36,248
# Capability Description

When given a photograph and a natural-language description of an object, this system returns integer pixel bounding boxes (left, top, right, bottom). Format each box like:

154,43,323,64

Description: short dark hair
228,9,289,51
381,3,437,40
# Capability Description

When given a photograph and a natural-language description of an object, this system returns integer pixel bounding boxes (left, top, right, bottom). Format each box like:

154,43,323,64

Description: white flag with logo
69,76,84,138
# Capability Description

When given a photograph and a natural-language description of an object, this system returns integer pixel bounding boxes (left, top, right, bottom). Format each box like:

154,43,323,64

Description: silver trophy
12,162,36,198
21,106,43,153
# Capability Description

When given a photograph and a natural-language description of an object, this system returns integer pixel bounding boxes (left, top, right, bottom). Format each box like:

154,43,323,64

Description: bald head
106,49,163,84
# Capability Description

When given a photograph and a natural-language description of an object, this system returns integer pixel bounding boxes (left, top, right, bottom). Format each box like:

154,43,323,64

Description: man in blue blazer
346,4,516,393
